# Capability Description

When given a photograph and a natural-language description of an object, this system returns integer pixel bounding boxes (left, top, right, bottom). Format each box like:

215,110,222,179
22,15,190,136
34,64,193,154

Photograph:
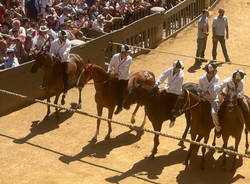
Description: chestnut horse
172,87,250,170
123,82,188,159
79,63,155,142
30,50,87,118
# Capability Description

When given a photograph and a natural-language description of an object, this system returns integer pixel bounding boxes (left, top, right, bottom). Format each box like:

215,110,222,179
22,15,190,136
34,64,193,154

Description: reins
181,90,200,112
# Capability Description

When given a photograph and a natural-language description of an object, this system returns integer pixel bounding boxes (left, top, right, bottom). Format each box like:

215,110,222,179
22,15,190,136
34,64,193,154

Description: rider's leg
211,100,221,138
114,79,128,115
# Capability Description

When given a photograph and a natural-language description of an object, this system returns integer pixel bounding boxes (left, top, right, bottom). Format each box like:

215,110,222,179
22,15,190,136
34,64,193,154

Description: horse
123,81,189,159
172,87,249,170
30,49,87,118
79,63,155,143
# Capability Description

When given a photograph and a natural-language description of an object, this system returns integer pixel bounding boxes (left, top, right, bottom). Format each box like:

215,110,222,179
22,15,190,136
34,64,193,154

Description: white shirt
212,16,228,36
59,14,68,24
32,35,49,50
220,77,244,99
198,74,220,100
4,57,19,68
92,20,104,32
49,38,71,63
155,67,184,95
9,27,26,37
108,53,132,80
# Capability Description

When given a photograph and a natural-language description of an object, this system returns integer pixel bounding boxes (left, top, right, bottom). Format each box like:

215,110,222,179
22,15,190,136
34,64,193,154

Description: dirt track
1,0,250,183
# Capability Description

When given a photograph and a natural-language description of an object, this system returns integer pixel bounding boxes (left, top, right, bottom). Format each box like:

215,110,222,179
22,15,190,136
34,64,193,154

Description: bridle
180,90,200,113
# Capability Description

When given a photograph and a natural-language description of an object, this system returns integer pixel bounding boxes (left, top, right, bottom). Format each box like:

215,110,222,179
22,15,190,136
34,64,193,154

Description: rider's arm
155,68,170,86
237,81,244,98
107,54,116,72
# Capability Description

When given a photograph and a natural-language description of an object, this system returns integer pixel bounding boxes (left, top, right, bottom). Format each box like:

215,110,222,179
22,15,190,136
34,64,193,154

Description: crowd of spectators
0,0,183,69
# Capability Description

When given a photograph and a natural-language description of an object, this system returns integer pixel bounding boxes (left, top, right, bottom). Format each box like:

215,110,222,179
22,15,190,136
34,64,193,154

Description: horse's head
123,79,154,110
221,94,237,111
30,47,53,73
171,89,200,118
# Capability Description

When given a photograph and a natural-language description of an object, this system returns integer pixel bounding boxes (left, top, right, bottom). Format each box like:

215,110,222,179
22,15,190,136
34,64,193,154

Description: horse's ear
87,59,90,64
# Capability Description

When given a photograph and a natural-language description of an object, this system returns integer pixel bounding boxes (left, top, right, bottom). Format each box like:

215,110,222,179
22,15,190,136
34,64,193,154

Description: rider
154,60,184,128
220,70,250,124
108,44,132,115
49,30,71,103
198,62,222,138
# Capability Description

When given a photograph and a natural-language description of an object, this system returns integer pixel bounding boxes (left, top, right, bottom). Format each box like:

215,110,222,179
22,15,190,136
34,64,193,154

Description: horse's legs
105,107,115,140
212,129,216,146
46,97,51,117
61,93,67,105
222,136,229,171
140,108,147,128
54,94,60,120
178,111,191,148
78,88,82,109
130,104,140,124
185,133,196,166
91,104,103,143
201,136,209,170
232,136,241,171
149,121,163,159
245,127,249,154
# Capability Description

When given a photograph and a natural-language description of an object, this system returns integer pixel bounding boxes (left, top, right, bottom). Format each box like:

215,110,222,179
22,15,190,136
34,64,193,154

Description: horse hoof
89,138,97,144
178,141,186,148
131,117,135,124
148,155,155,160
105,136,111,141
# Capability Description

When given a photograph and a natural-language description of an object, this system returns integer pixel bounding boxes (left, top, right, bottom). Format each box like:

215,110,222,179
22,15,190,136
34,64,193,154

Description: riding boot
114,79,128,115
239,98,250,130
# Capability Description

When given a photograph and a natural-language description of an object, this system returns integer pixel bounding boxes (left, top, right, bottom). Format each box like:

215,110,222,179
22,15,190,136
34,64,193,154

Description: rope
110,42,250,68
0,88,249,159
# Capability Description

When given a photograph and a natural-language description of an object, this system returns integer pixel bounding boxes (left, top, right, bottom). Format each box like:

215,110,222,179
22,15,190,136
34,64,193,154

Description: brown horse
30,50,87,118
123,82,189,159
79,63,155,142
172,87,250,170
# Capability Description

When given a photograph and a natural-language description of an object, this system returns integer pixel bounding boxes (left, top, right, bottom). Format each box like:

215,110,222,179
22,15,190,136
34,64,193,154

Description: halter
180,90,200,113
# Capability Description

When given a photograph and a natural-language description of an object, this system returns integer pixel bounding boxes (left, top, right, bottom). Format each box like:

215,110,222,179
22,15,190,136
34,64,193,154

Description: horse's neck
91,65,109,82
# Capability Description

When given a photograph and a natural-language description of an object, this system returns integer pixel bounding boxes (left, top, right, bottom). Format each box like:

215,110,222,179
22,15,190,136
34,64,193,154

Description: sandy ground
1,0,250,183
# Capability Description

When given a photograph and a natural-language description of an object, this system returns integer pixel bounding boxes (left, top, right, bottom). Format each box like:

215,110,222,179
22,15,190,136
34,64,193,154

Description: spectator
32,26,49,51
59,6,72,24
25,0,40,21
0,48,19,69
195,9,209,65
92,14,105,32
9,20,26,40
212,8,230,62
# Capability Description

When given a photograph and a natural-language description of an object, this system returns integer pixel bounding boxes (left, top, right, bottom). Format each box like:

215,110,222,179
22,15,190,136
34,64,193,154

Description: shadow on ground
59,130,144,163
13,110,74,143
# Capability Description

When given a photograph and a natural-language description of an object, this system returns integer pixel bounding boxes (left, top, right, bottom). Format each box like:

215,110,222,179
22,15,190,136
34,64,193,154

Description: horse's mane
91,64,109,77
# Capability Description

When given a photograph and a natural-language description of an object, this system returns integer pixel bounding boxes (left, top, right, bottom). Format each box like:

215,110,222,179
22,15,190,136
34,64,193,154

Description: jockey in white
220,70,250,125
198,63,222,138
49,30,71,103
108,44,132,114
155,60,184,127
